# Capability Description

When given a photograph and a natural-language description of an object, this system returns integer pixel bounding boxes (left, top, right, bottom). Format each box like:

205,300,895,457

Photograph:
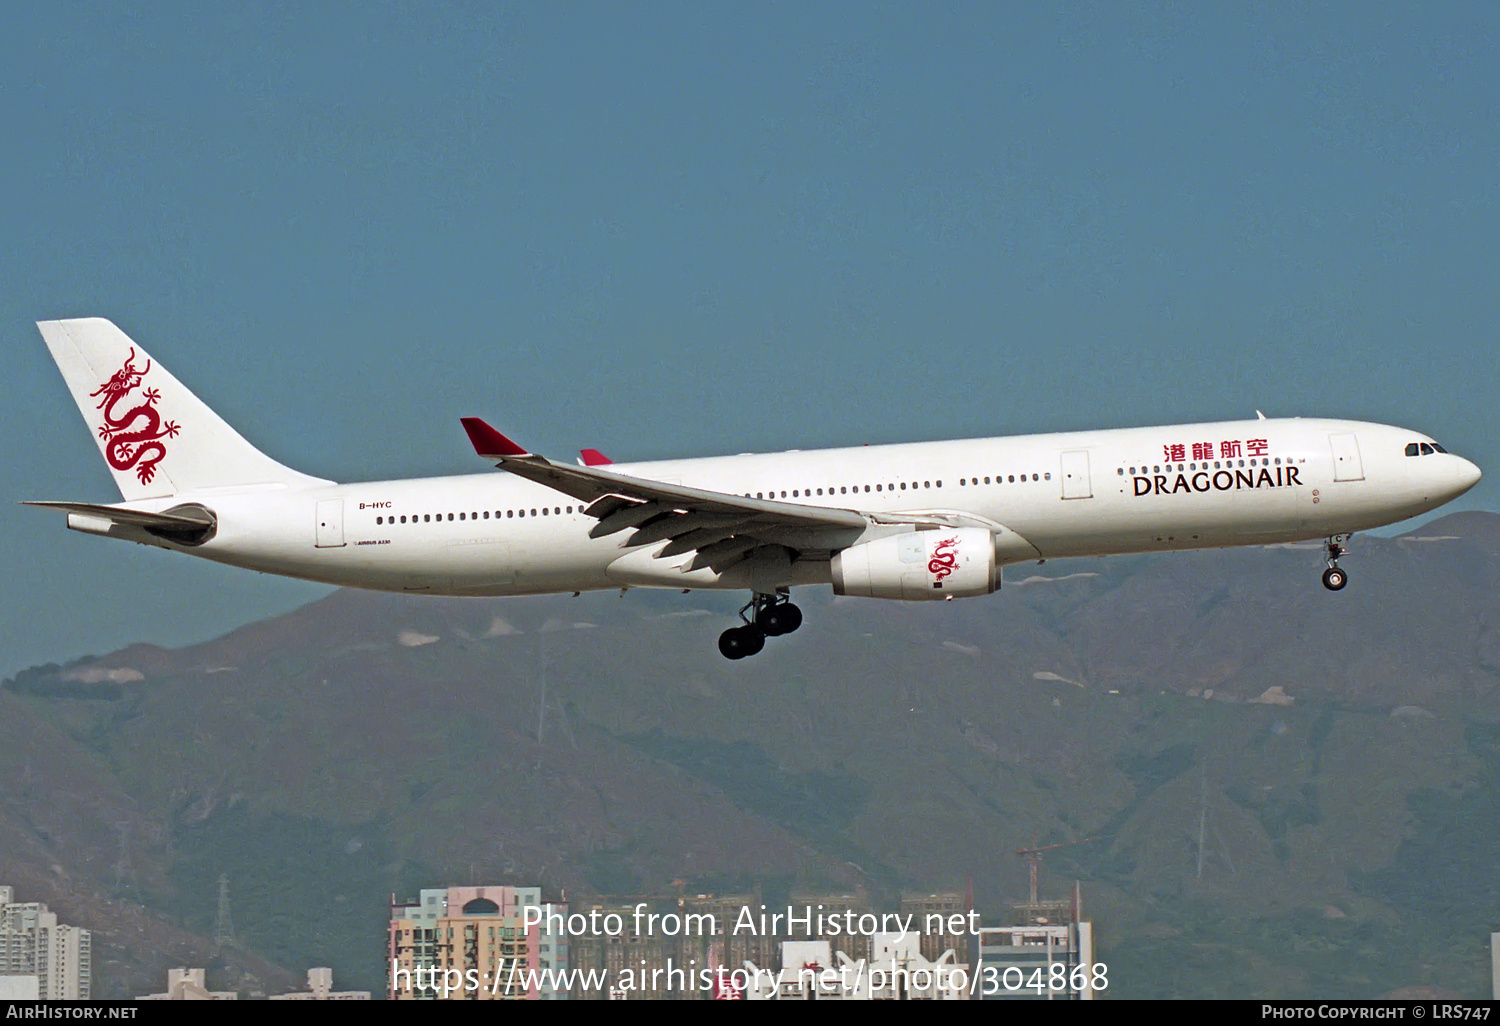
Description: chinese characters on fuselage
1135,438,1298,497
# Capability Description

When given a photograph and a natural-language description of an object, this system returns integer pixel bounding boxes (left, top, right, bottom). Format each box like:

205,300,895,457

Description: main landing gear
718,591,803,660
1321,535,1350,591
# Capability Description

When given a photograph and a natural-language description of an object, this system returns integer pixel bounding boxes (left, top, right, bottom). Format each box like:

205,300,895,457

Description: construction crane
1016,837,1099,907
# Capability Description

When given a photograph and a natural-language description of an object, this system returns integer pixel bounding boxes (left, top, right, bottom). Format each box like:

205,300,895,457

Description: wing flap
656,526,743,558
589,500,673,539
624,511,751,548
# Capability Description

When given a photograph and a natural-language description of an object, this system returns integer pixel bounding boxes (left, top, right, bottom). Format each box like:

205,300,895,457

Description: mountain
5,512,1500,998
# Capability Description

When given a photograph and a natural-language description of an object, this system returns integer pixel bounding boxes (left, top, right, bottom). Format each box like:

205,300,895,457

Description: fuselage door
1329,433,1365,482
1060,450,1092,499
315,499,346,548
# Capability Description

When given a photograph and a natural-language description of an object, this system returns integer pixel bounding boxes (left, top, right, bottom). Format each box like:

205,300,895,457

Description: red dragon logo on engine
90,348,179,485
928,536,960,582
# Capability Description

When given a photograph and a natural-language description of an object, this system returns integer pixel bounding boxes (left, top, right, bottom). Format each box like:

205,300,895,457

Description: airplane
27,318,1482,660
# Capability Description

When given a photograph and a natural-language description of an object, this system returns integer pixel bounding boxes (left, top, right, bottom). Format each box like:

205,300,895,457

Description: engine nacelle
831,527,998,600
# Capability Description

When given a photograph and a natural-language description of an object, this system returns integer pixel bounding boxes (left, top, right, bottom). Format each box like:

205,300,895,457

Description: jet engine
831,527,997,600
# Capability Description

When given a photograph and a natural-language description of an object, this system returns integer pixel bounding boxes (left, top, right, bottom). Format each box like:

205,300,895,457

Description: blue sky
3,3,1497,675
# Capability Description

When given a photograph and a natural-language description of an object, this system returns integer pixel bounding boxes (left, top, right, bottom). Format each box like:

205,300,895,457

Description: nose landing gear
718,591,803,659
1322,536,1350,591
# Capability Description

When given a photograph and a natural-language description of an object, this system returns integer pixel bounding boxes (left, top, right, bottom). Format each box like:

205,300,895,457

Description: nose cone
1456,456,1482,494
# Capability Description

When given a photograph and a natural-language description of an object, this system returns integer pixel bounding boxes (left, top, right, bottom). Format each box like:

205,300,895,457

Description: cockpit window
1405,443,1420,456
1420,443,1435,455
1432,443,1449,454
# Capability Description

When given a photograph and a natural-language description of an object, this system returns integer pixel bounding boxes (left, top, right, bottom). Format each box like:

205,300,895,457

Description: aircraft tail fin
38,318,327,500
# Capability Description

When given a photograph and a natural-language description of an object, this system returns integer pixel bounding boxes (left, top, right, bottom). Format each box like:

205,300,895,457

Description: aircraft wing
460,418,955,573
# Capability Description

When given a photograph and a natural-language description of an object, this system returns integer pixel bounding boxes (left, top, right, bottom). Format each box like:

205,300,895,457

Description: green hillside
5,513,1499,998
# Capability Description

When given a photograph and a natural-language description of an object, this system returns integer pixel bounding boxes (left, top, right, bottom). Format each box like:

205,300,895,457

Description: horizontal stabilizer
23,500,217,545
23,500,212,528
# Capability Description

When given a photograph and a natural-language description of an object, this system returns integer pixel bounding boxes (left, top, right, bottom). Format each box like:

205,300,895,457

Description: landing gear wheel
1322,535,1350,592
717,625,766,660
759,602,803,637
722,591,801,656
739,626,765,656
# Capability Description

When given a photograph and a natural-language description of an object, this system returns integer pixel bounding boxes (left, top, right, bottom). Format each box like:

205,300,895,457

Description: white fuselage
82,416,1480,598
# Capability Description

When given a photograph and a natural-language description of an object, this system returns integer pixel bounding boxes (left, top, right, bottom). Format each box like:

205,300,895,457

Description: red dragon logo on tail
929,536,960,583
91,348,179,485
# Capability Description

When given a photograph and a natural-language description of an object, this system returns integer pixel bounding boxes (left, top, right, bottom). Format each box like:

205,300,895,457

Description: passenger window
1008,475,1015,483
507,510,513,518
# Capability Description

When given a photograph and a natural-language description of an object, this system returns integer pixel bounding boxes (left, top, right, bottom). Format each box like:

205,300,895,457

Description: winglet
460,417,530,458
579,448,613,466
